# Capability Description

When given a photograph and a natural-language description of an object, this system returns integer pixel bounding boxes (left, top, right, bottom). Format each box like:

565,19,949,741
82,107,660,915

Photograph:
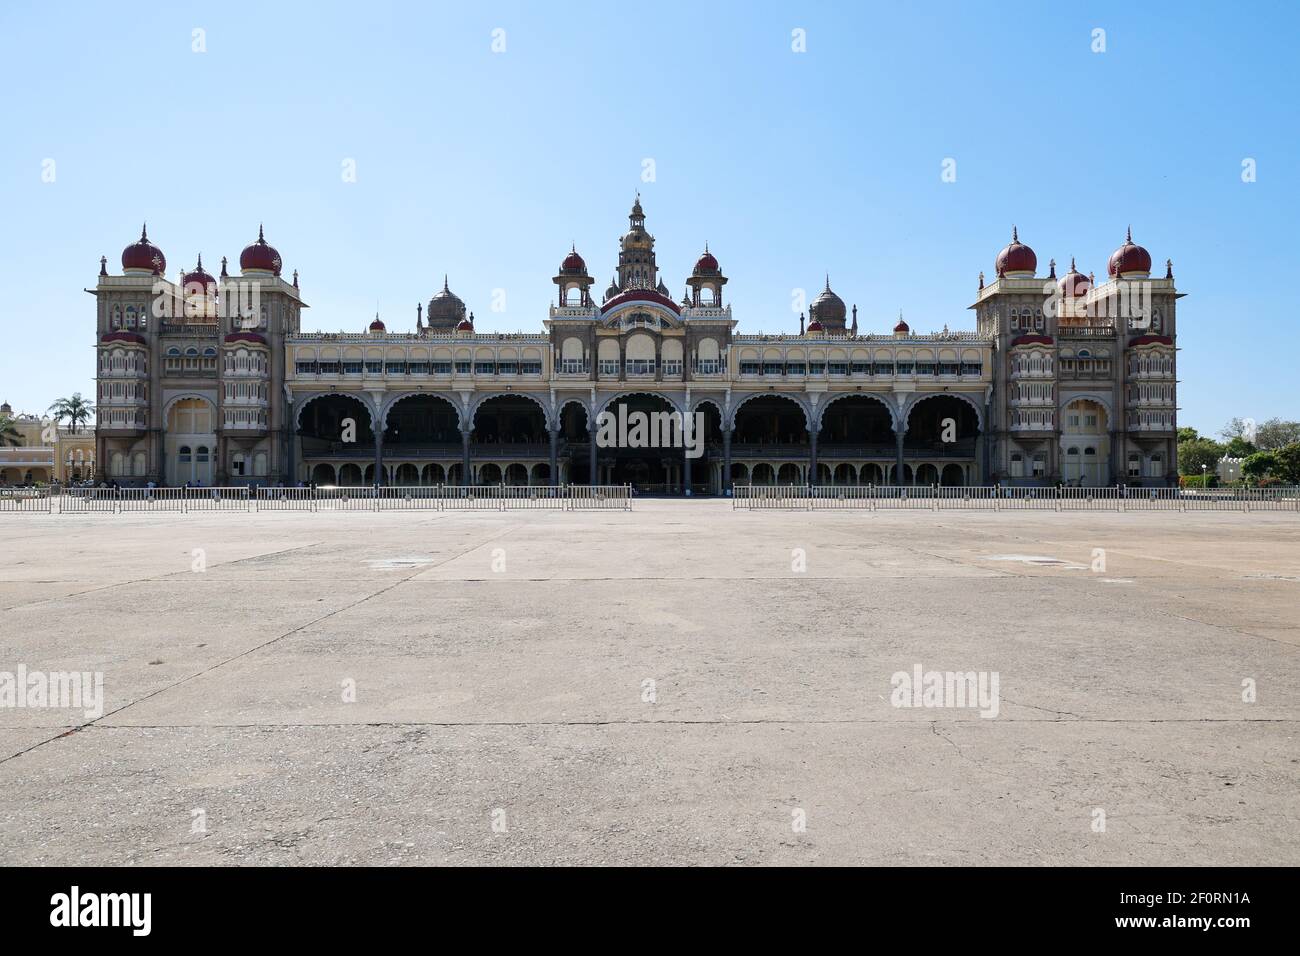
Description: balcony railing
1056,325,1116,338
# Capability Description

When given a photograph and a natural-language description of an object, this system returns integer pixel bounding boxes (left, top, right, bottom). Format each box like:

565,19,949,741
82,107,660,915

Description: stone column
374,428,385,486
722,426,732,492
809,427,819,486
461,427,471,487
588,424,598,485
284,398,296,485
549,427,559,486
894,427,905,485
683,444,692,496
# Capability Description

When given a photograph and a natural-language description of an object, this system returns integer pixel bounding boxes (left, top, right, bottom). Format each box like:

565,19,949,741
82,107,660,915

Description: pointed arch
468,391,553,431
817,391,900,432
380,390,465,431
594,390,685,421
902,392,984,432
295,391,375,430
726,391,813,431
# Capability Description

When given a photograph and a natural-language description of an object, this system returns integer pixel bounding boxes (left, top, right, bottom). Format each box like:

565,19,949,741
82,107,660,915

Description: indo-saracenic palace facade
92,199,1180,491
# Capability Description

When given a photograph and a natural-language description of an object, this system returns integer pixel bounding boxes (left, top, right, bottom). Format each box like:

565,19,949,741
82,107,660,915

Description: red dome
182,255,216,291
600,288,683,316
995,226,1037,277
456,317,474,332
560,246,586,273
894,318,910,333
1058,258,1091,297
694,247,719,274
101,331,147,345
121,224,166,274
806,318,824,333
240,225,283,275
224,331,268,345
1108,228,1152,277
368,317,386,332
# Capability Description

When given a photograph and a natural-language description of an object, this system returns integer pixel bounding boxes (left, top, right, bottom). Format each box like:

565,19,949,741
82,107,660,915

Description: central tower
616,195,658,291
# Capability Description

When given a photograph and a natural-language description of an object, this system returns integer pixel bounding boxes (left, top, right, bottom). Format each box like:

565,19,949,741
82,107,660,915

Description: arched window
1067,447,1079,456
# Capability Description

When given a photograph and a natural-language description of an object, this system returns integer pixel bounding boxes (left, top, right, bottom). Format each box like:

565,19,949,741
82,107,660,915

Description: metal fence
0,488,53,513
568,485,634,510
732,484,1300,513
184,487,252,511
23,484,631,514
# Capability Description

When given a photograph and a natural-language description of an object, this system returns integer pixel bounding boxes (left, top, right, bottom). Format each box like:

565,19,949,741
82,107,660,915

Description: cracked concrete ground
0,501,1296,865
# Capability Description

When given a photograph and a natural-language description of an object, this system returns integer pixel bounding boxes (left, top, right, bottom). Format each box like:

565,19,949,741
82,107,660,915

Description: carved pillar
722,426,732,492
895,426,905,485
461,427,471,486
809,427,819,486
549,427,559,486
284,397,296,485
588,423,598,485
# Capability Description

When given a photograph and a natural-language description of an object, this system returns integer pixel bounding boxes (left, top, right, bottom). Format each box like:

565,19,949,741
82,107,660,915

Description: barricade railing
729,485,1300,513
117,487,186,512
567,484,632,511
500,485,566,509
182,487,251,511
16,484,1297,515
936,486,1000,508
1057,487,1125,511
809,485,874,510
0,488,53,513
255,487,316,511
441,485,505,510
375,487,441,511
60,488,123,513
872,485,936,510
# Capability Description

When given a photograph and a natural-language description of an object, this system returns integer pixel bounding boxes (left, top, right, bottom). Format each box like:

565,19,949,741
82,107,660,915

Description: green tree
0,415,22,448
1255,418,1300,450
1176,426,1199,444
1224,436,1257,458
1177,438,1225,477
1242,450,1278,483
47,393,95,434
1274,443,1300,484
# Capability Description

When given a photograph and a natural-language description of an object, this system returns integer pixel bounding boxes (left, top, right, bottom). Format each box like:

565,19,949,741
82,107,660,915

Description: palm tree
0,415,21,448
48,393,95,434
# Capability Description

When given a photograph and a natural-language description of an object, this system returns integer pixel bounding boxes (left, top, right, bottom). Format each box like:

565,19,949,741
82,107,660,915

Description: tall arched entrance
558,402,591,485
297,394,374,485
165,398,217,486
597,394,682,493
1061,399,1109,486
820,395,894,484
472,396,548,485
731,395,809,487
903,395,980,485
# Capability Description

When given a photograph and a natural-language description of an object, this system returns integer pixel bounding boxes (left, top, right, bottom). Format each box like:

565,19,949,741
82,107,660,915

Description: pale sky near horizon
1,0,1296,435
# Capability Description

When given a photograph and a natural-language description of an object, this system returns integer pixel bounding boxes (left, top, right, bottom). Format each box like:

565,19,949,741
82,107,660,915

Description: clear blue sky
1,0,1295,436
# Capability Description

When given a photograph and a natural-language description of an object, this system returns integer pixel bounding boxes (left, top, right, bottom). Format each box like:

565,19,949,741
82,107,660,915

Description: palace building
91,200,1181,491
0,402,96,486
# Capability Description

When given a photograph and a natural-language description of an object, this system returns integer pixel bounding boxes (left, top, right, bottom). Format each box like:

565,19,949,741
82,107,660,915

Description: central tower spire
617,194,657,291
